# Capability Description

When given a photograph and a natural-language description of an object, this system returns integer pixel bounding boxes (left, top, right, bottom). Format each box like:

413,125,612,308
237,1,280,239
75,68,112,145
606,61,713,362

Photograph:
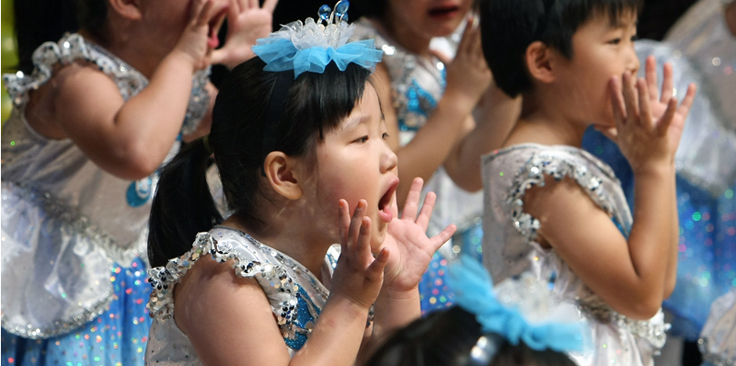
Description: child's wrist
380,285,419,300
440,89,477,114
631,160,676,177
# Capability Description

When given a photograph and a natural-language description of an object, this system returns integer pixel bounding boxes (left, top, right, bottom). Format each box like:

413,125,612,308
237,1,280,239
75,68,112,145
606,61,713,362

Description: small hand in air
603,56,697,173
381,178,456,294
211,0,278,69
174,0,229,70
435,16,492,107
330,200,390,309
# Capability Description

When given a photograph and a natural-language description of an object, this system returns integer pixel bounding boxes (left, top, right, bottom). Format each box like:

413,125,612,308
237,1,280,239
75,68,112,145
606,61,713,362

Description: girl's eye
354,136,369,143
630,35,639,42
608,38,622,45
382,132,390,140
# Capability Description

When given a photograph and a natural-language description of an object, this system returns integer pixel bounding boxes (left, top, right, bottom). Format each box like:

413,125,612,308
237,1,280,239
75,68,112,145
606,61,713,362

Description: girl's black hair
364,306,577,366
479,0,643,98
148,58,372,267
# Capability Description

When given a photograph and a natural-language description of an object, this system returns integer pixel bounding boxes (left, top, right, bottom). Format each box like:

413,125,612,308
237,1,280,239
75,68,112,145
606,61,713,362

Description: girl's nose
626,46,641,76
381,145,398,173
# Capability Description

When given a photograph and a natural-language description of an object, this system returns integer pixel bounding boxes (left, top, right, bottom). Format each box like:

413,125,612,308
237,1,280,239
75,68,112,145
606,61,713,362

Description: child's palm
608,57,696,172
382,179,456,292
211,0,277,69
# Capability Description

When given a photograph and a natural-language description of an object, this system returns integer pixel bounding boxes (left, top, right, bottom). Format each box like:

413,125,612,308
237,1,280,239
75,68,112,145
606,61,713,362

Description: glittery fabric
699,289,736,366
1,257,152,366
1,32,210,344
482,144,669,366
145,226,339,364
352,19,483,313
581,30,736,340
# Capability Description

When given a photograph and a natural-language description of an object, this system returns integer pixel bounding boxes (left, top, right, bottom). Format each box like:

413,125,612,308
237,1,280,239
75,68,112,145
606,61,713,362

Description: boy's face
554,10,640,128
311,83,399,250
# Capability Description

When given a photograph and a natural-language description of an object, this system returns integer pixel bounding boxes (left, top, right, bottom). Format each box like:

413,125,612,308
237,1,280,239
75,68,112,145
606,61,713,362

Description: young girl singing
144,3,455,365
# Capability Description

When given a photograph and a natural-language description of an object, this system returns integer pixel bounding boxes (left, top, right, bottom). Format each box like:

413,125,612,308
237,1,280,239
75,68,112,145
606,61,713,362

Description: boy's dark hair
479,0,642,97
364,306,577,366
148,58,372,267
76,0,108,44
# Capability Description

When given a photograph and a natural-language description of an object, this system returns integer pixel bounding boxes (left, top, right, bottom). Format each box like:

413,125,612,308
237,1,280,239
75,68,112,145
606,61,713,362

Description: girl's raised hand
211,0,278,69
382,178,457,293
174,0,229,70
437,16,492,108
607,57,696,173
330,200,390,309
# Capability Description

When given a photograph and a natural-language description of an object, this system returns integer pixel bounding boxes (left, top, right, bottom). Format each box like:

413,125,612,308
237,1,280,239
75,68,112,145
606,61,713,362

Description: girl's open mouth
428,5,460,19
378,178,399,223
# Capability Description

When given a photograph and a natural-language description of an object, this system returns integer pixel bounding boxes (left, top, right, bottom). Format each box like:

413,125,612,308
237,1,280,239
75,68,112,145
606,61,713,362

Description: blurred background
0,0,702,123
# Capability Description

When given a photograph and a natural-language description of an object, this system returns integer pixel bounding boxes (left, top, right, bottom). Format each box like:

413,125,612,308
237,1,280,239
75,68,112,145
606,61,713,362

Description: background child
145,9,455,365
351,0,521,313
0,0,275,364
478,0,697,364
363,255,587,366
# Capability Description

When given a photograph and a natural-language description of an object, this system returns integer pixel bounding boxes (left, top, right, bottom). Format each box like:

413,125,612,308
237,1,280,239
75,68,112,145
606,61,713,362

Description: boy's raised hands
605,56,697,173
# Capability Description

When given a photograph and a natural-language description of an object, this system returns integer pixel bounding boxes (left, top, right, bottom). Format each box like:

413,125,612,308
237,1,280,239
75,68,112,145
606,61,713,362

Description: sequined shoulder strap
506,149,617,244
147,232,301,327
2,33,148,108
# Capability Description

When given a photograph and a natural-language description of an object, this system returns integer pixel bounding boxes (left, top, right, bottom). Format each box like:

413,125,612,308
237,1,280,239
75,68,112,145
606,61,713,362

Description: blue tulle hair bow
251,0,383,79
447,255,590,355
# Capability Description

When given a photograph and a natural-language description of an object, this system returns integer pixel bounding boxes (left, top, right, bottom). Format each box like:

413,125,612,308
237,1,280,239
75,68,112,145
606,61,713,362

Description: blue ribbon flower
447,255,590,354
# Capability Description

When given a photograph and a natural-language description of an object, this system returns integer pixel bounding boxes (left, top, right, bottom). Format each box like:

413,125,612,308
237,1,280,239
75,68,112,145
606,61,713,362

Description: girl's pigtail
148,139,223,267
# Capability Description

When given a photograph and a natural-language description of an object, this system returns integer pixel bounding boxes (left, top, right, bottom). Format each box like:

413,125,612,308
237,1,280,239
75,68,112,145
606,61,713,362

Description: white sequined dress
1,33,209,340
481,144,669,366
145,226,339,364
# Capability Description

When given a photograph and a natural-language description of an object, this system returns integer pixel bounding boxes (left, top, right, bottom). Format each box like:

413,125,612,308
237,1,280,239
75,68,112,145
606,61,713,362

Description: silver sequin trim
148,232,320,340
699,337,735,366
506,151,669,348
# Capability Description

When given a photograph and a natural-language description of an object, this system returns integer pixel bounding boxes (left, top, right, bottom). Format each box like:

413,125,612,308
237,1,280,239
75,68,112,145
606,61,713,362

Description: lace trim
506,149,669,348
699,336,735,366
506,150,616,244
147,232,308,339
1,289,114,340
3,181,147,265
3,33,147,107
2,33,209,134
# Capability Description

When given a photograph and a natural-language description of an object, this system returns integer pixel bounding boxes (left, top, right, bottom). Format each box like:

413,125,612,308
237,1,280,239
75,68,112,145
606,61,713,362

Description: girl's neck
222,215,331,282
373,16,433,59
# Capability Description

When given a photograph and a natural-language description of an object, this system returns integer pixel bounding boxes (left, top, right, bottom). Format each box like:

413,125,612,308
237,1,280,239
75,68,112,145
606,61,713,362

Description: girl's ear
525,41,556,84
264,151,303,201
107,0,143,21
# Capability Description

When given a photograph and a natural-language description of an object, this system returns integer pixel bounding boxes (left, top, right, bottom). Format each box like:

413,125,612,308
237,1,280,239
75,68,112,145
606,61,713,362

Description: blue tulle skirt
583,128,736,340
1,257,152,366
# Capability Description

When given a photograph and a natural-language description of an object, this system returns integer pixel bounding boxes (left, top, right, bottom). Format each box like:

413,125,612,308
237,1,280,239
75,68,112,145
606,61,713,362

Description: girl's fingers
338,200,350,245
347,200,367,253
356,217,373,262
645,56,659,102
366,248,389,282
193,0,213,26
609,76,626,129
402,177,424,222
621,72,639,125
430,224,457,253
677,83,697,118
660,63,674,103
416,191,436,231
655,97,678,137
263,0,278,13
456,16,476,56
637,78,654,131
246,0,257,9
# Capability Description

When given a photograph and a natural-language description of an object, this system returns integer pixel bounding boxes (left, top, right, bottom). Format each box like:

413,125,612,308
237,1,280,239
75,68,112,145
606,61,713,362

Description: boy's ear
264,151,303,201
525,41,556,84
107,0,143,21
